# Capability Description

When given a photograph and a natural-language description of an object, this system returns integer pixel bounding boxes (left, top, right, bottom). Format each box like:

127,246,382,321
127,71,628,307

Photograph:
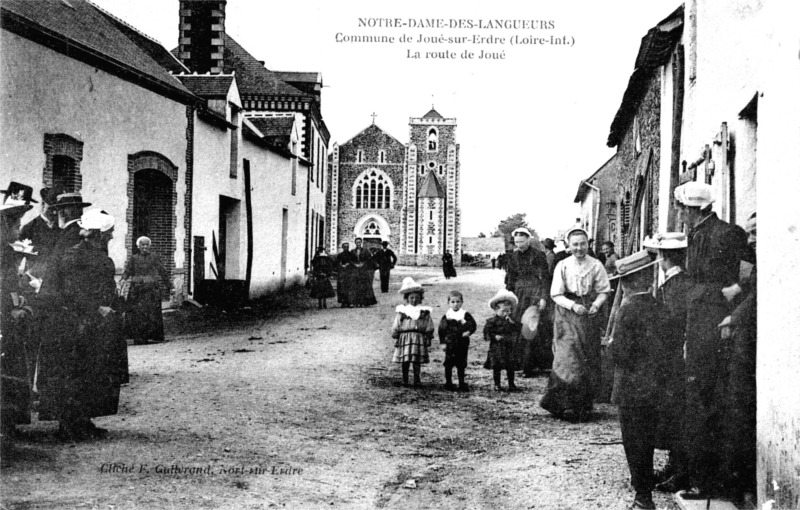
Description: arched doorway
353,214,391,252
132,168,175,298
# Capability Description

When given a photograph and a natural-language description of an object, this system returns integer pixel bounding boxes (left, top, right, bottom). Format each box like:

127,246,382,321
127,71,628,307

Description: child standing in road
483,289,522,392
438,290,477,391
391,277,434,387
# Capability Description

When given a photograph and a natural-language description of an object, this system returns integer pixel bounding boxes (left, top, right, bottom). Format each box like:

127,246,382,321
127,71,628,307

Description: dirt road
2,266,679,509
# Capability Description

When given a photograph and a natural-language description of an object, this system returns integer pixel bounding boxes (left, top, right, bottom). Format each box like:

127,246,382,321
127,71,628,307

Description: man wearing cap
37,209,124,440
540,227,611,419
673,181,747,496
505,227,551,375
609,250,669,510
374,240,397,293
0,182,37,438
643,232,692,492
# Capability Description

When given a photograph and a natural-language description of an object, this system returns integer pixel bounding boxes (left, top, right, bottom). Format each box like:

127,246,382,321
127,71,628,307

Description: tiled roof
418,171,445,198
607,5,683,147
422,108,444,119
1,0,192,101
246,116,295,138
273,71,321,85
340,123,404,148
222,35,307,97
175,74,235,98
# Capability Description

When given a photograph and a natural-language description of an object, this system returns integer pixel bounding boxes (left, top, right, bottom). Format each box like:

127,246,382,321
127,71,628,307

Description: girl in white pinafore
391,277,434,387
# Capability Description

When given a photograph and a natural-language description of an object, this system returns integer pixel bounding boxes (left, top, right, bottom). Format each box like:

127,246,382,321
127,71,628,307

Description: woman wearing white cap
540,227,611,419
37,209,125,440
122,235,172,344
672,181,748,496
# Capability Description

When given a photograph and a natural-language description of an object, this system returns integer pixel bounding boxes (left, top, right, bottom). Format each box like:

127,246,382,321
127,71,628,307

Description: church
328,108,462,266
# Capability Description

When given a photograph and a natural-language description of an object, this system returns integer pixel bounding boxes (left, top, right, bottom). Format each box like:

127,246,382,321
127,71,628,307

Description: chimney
178,0,226,74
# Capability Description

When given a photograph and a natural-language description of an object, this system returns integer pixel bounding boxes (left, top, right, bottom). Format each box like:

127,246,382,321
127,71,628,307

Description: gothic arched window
353,169,393,209
427,128,438,151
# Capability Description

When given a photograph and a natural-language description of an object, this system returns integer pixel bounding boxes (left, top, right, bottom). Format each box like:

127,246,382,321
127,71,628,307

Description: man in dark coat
19,187,60,281
610,250,669,510
718,212,757,503
644,232,692,492
374,240,397,293
674,181,747,497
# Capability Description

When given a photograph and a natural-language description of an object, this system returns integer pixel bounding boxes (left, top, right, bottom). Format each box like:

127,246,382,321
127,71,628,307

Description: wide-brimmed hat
488,288,518,309
50,192,91,209
643,232,687,250
674,181,714,208
2,182,37,203
78,208,115,232
398,277,424,295
609,250,660,280
512,227,532,238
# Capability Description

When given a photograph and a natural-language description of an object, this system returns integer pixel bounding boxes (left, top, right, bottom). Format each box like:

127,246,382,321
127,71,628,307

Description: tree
494,213,541,250
478,232,486,238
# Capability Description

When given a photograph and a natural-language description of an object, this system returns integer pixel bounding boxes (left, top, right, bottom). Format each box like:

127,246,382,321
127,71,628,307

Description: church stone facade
329,108,461,266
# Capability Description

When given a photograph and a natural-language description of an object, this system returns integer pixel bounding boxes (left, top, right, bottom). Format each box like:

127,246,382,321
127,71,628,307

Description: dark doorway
132,169,173,299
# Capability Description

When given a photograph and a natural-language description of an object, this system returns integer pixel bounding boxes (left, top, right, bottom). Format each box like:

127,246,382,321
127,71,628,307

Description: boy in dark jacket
438,291,477,391
610,250,669,510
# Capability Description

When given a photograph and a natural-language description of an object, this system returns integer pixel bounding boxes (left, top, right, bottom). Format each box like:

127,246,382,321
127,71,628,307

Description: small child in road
483,289,522,392
438,291,477,391
391,277,434,387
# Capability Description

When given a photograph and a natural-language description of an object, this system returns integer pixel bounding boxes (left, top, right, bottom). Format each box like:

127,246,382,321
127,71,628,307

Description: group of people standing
308,238,397,309
1,181,172,447
606,181,756,509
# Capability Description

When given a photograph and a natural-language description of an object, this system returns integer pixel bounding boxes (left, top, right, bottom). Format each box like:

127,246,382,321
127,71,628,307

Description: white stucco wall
241,140,307,298
751,2,800,507
1,30,188,278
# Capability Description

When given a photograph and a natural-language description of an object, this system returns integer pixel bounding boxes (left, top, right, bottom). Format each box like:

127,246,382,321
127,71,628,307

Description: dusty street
2,266,679,509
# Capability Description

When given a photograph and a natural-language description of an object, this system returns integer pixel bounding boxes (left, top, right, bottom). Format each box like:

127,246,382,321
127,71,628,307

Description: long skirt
336,268,352,304
309,274,336,299
540,305,603,415
349,268,377,306
443,261,457,278
38,311,126,421
0,312,33,427
125,282,165,342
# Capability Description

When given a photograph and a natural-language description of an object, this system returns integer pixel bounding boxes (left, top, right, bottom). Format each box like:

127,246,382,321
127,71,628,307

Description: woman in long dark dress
442,251,457,279
122,236,171,344
37,209,126,440
309,246,336,309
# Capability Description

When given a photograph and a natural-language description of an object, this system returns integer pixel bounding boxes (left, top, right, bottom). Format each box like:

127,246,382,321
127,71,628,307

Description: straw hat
50,192,91,210
0,181,35,215
488,288,518,309
643,232,688,250
397,277,424,295
674,181,714,208
609,250,660,280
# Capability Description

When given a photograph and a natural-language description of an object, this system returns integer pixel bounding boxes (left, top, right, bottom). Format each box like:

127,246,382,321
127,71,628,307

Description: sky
91,0,682,239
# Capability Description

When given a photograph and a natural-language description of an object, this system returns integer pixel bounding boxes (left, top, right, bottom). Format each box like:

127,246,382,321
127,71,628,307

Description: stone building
329,109,462,266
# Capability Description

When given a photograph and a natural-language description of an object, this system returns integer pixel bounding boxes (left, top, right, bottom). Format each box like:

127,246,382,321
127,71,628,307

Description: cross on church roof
371,112,377,124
